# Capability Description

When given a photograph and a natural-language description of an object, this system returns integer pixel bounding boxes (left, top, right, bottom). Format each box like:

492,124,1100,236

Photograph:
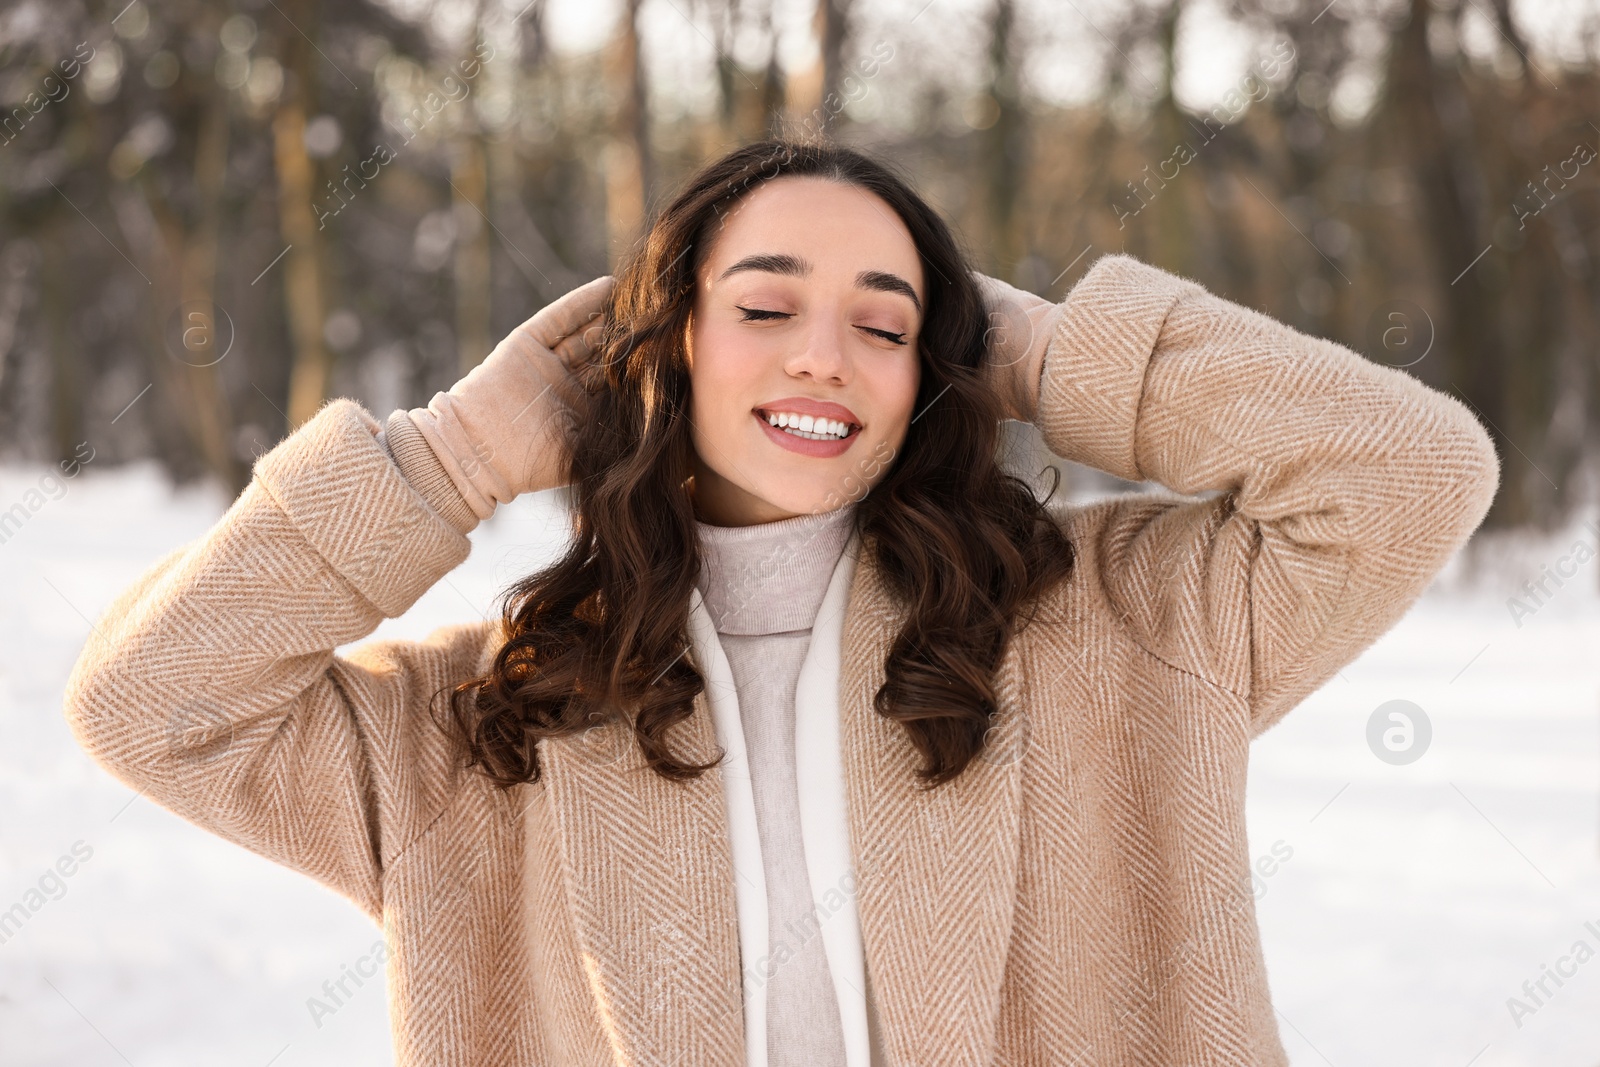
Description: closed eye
736,306,907,346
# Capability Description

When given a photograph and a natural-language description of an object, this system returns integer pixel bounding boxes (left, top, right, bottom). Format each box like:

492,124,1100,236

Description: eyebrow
716,252,923,315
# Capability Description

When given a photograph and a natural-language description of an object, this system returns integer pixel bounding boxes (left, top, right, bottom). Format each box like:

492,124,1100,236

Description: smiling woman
63,136,1499,1067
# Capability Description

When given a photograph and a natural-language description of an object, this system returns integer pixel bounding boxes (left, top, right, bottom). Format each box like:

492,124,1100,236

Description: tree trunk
983,0,1027,278
604,0,651,267
453,134,493,372
43,221,80,467
1387,0,1515,525
274,0,331,429
182,83,240,490
137,82,240,490
810,0,851,134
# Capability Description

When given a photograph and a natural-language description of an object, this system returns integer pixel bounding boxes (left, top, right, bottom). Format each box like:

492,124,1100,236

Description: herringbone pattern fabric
63,252,1499,1066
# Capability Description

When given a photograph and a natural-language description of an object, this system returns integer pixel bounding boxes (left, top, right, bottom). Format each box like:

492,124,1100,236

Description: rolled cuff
1033,253,1196,481
380,410,480,535
408,393,509,523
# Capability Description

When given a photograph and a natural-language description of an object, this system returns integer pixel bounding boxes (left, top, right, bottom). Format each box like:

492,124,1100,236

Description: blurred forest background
2,0,1598,532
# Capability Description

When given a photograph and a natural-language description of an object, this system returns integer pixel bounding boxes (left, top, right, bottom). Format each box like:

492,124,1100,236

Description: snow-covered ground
1,459,1596,1066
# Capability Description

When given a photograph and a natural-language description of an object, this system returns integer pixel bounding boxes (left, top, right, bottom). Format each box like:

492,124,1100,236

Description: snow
1,460,1596,1066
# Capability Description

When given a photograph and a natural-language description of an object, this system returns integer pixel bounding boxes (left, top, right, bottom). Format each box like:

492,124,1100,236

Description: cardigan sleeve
61,397,494,922
1033,253,1500,738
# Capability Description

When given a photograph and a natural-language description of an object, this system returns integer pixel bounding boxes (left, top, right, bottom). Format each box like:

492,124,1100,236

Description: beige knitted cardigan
62,252,1499,1066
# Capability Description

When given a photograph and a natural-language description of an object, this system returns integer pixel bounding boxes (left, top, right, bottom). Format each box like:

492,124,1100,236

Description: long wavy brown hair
436,137,1075,789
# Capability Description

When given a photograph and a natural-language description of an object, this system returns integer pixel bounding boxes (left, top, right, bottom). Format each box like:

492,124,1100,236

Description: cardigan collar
532,532,1025,1065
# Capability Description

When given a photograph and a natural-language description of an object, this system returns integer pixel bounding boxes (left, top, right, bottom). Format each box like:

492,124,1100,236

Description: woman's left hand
971,271,1067,424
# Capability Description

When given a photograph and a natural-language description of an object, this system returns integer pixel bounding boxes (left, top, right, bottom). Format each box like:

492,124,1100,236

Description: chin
730,478,842,520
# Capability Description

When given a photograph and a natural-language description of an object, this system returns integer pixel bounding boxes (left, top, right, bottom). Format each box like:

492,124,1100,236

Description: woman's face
684,176,924,526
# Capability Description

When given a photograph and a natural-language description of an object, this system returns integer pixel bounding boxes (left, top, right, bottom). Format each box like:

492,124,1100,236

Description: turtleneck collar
693,502,860,636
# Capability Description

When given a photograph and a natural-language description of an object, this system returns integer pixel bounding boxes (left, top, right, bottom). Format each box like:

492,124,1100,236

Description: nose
782,311,852,385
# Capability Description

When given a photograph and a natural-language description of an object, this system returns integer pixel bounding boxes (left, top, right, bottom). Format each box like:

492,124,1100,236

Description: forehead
701,176,923,293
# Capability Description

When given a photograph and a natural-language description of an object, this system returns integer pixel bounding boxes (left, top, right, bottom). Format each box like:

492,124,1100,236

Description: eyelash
736,306,907,346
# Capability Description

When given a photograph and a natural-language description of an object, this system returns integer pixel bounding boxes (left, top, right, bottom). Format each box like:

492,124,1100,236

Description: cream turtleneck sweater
693,501,881,1067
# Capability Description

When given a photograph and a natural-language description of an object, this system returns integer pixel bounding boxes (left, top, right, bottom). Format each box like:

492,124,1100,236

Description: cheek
687,321,760,426
870,353,921,438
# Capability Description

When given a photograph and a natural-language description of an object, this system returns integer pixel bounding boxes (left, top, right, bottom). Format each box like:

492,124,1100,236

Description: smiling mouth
755,409,861,441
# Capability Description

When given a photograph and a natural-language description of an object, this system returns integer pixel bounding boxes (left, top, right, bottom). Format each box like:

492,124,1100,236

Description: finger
971,271,1004,312
974,270,1051,312
550,314,610,369
522,275,616,350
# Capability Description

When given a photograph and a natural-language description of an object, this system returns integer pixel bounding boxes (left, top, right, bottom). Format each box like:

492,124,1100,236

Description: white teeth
763,410,853,440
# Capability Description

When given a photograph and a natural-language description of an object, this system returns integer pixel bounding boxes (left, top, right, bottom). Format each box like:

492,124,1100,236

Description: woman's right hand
972,271,1065,425
408,275,616,517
